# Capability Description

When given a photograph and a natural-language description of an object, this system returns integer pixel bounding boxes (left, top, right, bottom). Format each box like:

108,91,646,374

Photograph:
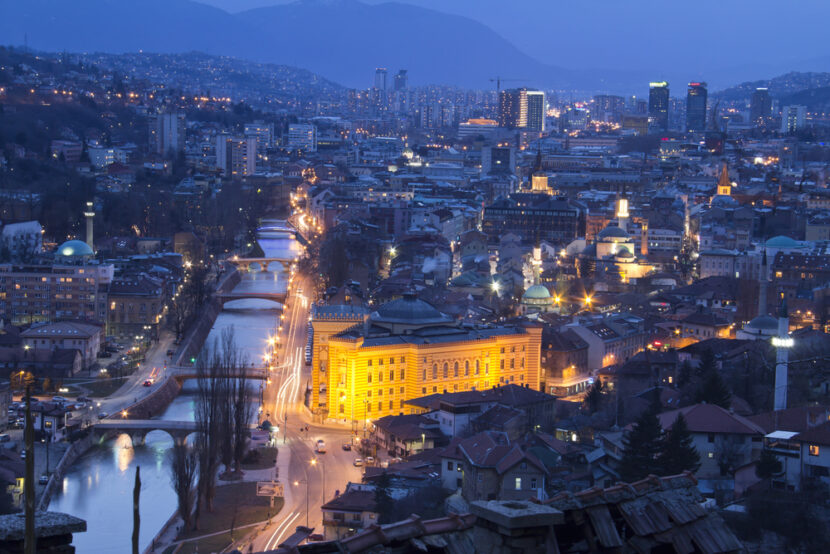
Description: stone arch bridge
215,290,286,307
226,257,296,273
94,419,198,446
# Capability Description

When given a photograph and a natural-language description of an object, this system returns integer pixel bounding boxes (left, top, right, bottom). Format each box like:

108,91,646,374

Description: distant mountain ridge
716,72,830,101
0,0,578,89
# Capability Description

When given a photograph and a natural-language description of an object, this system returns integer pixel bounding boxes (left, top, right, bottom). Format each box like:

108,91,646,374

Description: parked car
38,474,49,485
52,396,67,404
353,458,363,467
308,534,324,542
342,443,352,451
98,412,108,419
73,403,86,410
0,434,10,443
77,396,91,403
365,456,375,465
20,450,27,460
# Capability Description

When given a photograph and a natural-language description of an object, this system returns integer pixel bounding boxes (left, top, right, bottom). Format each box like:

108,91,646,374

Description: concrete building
288,124,318,153
216,135,257,178
20,321,103,370
149,111,186,155
780,105,807,134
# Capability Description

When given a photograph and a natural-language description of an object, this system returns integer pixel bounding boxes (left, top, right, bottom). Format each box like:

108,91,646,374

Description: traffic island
172,481,283,554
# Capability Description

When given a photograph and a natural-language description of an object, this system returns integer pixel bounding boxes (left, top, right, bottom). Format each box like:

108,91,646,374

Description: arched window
475,360,480,375
453,362,459,377
443,363,448,379
432,364,437,379
464,361,470,376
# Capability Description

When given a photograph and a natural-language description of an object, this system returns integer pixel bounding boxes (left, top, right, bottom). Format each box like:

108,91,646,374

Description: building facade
317,295,543,427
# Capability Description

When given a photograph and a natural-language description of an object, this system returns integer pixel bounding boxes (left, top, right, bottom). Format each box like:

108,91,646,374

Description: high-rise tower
685,82,708,132
648,81,670,132
84,201,95,252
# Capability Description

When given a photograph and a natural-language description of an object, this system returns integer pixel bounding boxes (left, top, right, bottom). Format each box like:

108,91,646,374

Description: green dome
765,235,801,249
56,240,93,257
615,246,635,259
523,284,551,300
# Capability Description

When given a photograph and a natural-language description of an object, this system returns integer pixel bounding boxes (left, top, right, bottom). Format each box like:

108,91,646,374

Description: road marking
264,509,301,550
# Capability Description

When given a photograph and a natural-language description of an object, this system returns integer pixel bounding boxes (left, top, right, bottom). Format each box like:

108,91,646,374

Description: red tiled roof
794,421,830,446
657,404,764,435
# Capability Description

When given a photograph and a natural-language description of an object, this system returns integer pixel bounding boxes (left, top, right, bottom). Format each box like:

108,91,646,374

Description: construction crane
489,77,525,93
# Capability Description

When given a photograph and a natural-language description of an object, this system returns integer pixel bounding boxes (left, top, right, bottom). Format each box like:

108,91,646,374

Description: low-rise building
20,321,102,370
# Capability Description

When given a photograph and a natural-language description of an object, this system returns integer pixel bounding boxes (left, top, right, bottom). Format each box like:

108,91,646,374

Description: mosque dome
746,315,778,332
765,235,801,249
56,240,93,258
522,284,551,301
597,226,629,240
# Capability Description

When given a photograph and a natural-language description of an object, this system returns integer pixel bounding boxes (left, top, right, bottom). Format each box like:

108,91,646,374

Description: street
250,272,364,551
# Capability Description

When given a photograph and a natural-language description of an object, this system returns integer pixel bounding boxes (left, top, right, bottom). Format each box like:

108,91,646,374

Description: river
48,220,300,553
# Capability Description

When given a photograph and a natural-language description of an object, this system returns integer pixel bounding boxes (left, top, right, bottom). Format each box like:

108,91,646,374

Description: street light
311,458,325,506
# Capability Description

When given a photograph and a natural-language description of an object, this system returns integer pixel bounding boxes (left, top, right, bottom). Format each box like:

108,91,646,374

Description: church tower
717,163,732,196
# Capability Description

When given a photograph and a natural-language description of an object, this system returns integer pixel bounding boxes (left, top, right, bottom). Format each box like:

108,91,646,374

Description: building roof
370,293,453,326
749,406,830,434
372,414,444,442
405,384,554,411
320,489,377,513
656,404,765,435
794,421,830,446
21,321,101,339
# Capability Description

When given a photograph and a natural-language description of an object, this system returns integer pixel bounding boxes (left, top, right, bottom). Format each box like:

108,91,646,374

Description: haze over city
1,1,830,553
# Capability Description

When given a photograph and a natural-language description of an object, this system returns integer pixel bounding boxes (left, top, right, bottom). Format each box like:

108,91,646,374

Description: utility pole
24,385,35,554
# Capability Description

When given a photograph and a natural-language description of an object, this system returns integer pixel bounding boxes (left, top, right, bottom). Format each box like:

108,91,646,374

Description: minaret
758,249,768,317
616,195,629,234
84,201,95,252
773,297,792,411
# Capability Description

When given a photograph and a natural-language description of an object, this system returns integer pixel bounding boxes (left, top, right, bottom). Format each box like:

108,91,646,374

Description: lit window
515,478,522,490
810,445,820,456
708,452,714,458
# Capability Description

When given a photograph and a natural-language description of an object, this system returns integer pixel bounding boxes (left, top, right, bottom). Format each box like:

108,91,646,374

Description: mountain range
0,0,650,91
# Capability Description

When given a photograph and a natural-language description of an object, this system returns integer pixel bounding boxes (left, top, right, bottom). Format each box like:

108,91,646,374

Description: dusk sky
199,0,830,78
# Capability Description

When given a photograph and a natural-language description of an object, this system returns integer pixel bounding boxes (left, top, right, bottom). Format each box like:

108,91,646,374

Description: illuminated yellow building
313,294,542,427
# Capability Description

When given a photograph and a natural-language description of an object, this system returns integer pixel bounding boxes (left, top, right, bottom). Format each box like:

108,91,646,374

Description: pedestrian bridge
95,419,199,446
226,256,297,273
215,290,287,306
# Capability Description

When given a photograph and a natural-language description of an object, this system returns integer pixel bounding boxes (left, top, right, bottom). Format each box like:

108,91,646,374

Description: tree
695,348,718,379
169,443,198,530
657,413,700,475
696,369,732,409
618,406,664,482
132,466,140,554
676,360,693,388
583,380,604,414
755,449,782,483
374,472,395,524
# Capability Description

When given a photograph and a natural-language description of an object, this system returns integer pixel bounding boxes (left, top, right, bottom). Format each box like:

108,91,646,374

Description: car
0,434,9,443
38,474,49,485
143,379,154,387
365,456,375,465
342,443,351,451
77,396,91,403
353,458,363,467
166,349,175,357
20,450,27,460
73,403,85,410
52,396,67,404
315,439,326,454
308,534,325,542
98,412,108,419
380,460,389,468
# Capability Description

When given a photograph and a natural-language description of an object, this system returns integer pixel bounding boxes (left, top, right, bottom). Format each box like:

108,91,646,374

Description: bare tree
169,442,197,530
193,326,250,527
